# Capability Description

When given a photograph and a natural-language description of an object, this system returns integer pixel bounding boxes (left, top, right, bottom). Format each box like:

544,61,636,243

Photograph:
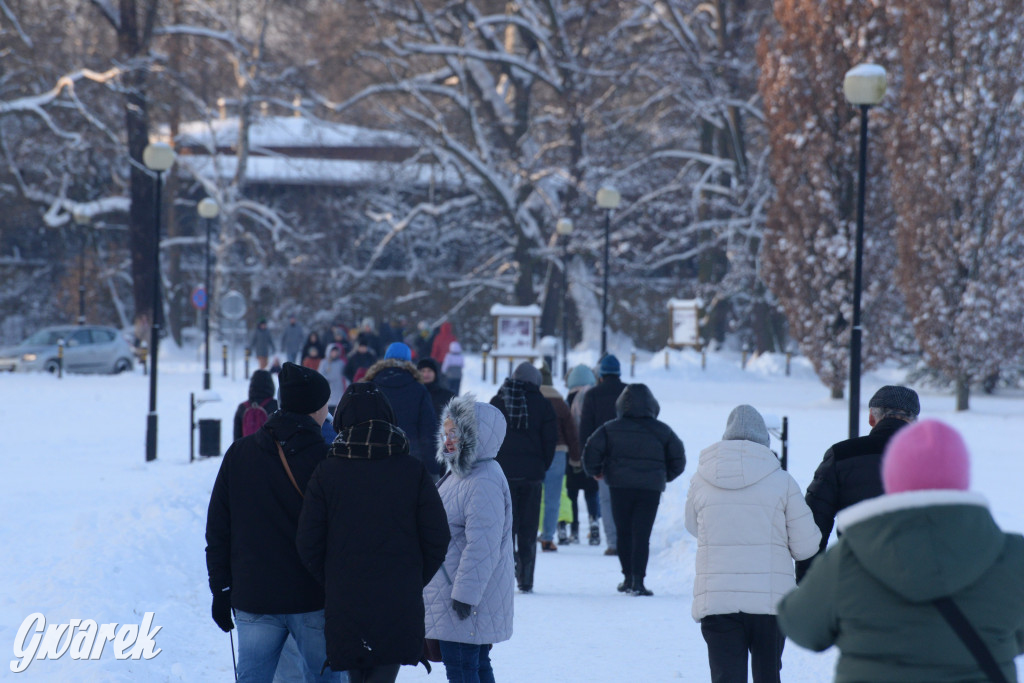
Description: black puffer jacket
206,411,328,614
796,417,911,581
582,384,685,492
296,409,449,671
578,375,626,449
490,380,558,482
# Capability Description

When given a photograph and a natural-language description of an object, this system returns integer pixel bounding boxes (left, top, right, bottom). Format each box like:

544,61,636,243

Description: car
0,325,135,374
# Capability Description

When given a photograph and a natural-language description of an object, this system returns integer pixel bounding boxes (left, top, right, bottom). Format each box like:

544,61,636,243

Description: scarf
329,419,410,459
500,378,530,431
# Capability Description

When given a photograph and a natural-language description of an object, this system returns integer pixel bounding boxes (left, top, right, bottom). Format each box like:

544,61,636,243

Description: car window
69,330,92,346
92,329,115,343
24,330,62,346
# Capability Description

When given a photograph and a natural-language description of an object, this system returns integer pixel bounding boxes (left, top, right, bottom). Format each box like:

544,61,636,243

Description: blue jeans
234,610,345,683
438,641,495,683
540,450,567,541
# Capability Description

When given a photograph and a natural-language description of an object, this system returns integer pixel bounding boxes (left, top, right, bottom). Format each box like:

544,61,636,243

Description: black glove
212,588,234,632
452,599,473,620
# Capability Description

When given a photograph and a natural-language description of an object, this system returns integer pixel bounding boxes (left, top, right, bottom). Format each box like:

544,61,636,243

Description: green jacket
778,490,1024,682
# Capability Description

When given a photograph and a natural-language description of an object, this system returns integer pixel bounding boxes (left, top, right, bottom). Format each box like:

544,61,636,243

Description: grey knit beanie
722,404,770,448
512,361,542,386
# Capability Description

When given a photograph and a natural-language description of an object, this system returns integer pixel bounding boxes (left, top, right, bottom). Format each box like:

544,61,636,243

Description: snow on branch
0,67,122,142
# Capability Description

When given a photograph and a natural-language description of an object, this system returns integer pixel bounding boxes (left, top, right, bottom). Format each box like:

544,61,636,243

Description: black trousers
609,487,660,579
700,613,785,683
346,664,401,683
509,479,543,590
565,470,599,531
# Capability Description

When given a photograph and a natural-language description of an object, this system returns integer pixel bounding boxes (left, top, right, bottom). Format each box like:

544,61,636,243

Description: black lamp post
556,218,574,378
72,211,89,325
843,64,887,439
197,197,219,391
143,142,176,463
596,187,621,357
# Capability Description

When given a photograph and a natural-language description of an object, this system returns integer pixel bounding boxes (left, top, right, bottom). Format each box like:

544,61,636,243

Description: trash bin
198,419,221,457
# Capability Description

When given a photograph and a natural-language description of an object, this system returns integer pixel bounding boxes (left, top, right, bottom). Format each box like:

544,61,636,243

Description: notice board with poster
489,304,542,382
668,298,701,349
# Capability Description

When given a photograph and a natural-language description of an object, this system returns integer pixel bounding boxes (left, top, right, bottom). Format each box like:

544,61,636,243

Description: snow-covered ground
2,345,1023,681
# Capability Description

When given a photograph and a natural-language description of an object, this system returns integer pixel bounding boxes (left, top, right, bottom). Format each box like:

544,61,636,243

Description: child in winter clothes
778,420,1024,682
685,405,819,683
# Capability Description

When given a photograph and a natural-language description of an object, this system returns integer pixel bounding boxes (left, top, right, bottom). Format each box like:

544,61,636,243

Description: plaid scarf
500,378,530,431
329,419,410,459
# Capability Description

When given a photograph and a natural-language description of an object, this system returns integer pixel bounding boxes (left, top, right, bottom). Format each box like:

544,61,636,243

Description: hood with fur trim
436,394,506,478
363,357,421,383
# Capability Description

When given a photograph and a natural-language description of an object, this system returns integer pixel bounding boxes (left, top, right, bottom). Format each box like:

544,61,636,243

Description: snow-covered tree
757,0,907,397
886,0,1024,410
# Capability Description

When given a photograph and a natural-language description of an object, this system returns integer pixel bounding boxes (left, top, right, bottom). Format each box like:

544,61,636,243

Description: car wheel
113,358,132,374
44,359,61,374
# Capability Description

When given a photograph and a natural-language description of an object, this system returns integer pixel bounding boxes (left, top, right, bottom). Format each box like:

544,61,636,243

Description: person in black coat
583,383,685,596
795,385,920,582
297,383,450,682
205,362,336,682
343,334,378,383
365,344,438,477
489,362,557,593
417,357,455,424
232,369,279,442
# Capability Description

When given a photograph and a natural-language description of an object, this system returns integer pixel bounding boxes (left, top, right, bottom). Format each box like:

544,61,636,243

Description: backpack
242,398,272,437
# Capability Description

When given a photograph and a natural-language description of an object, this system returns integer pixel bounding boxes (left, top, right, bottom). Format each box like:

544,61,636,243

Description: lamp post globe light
142,141,176,463
595,186,620,357
555,218,574,378
842,63,886,439
72,210,90,325
197,197,219,391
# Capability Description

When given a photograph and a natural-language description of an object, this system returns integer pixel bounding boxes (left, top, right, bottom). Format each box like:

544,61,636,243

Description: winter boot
617,575,633,594
540,540,558,552
631,578,653,597
569,521,580,544
557,521,570,545
588,516,601,546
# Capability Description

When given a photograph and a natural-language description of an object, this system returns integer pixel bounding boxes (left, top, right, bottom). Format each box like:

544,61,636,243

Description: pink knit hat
881,419,970,493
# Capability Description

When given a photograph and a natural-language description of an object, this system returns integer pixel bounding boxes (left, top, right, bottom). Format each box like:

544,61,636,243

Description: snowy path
3,349,1023,681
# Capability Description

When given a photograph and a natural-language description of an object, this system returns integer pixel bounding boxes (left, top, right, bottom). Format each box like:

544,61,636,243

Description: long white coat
423,396,514,644
685,439,819,621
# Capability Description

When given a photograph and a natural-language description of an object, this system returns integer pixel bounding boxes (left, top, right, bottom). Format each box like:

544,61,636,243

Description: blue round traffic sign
191,286,208,310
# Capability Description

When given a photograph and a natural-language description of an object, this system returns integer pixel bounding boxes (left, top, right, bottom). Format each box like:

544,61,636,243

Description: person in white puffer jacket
423,393,515,681
685,404,819,683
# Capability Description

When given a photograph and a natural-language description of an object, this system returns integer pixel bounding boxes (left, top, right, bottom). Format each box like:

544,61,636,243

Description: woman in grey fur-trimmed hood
423,394,515,681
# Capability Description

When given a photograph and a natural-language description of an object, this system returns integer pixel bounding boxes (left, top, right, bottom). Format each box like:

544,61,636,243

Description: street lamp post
72,211,90,325
143,142,176,463
842,64,887,439
596,187,621,357
198,197,220,391
556,218,574,378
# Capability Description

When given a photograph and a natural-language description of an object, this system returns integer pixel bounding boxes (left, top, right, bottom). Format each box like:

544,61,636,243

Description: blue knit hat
599,354,621,376
384,342,412,361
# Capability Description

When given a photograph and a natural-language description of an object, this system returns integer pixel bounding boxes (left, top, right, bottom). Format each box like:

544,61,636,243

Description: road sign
220,290,247,321
191,286,207,310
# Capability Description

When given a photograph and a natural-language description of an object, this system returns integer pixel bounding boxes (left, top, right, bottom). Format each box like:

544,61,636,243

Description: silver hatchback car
0,325,135,374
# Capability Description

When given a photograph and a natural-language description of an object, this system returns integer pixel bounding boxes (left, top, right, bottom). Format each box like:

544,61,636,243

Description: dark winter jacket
582,384,685,492
249,325,275,358
540,385,580,464
280,322,305,358
796,417,911,581
489,379,558,482
232,370,279,442
296,418,449,671
205,411,328,614
343,348,378,382
779,490,1024,682
578,374,627,450
365,359,439,474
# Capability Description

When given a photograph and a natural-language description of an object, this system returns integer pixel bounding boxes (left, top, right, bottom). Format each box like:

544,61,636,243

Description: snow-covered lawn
2,347,1022,681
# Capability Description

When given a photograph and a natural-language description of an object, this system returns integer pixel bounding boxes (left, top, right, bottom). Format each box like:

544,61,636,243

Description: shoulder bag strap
275,441,304,498
933,596,1008,683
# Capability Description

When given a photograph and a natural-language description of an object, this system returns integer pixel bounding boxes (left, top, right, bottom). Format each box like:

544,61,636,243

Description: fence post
222,344,228,377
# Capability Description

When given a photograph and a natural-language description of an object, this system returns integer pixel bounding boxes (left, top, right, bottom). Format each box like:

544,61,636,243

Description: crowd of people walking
206,330,1024,682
